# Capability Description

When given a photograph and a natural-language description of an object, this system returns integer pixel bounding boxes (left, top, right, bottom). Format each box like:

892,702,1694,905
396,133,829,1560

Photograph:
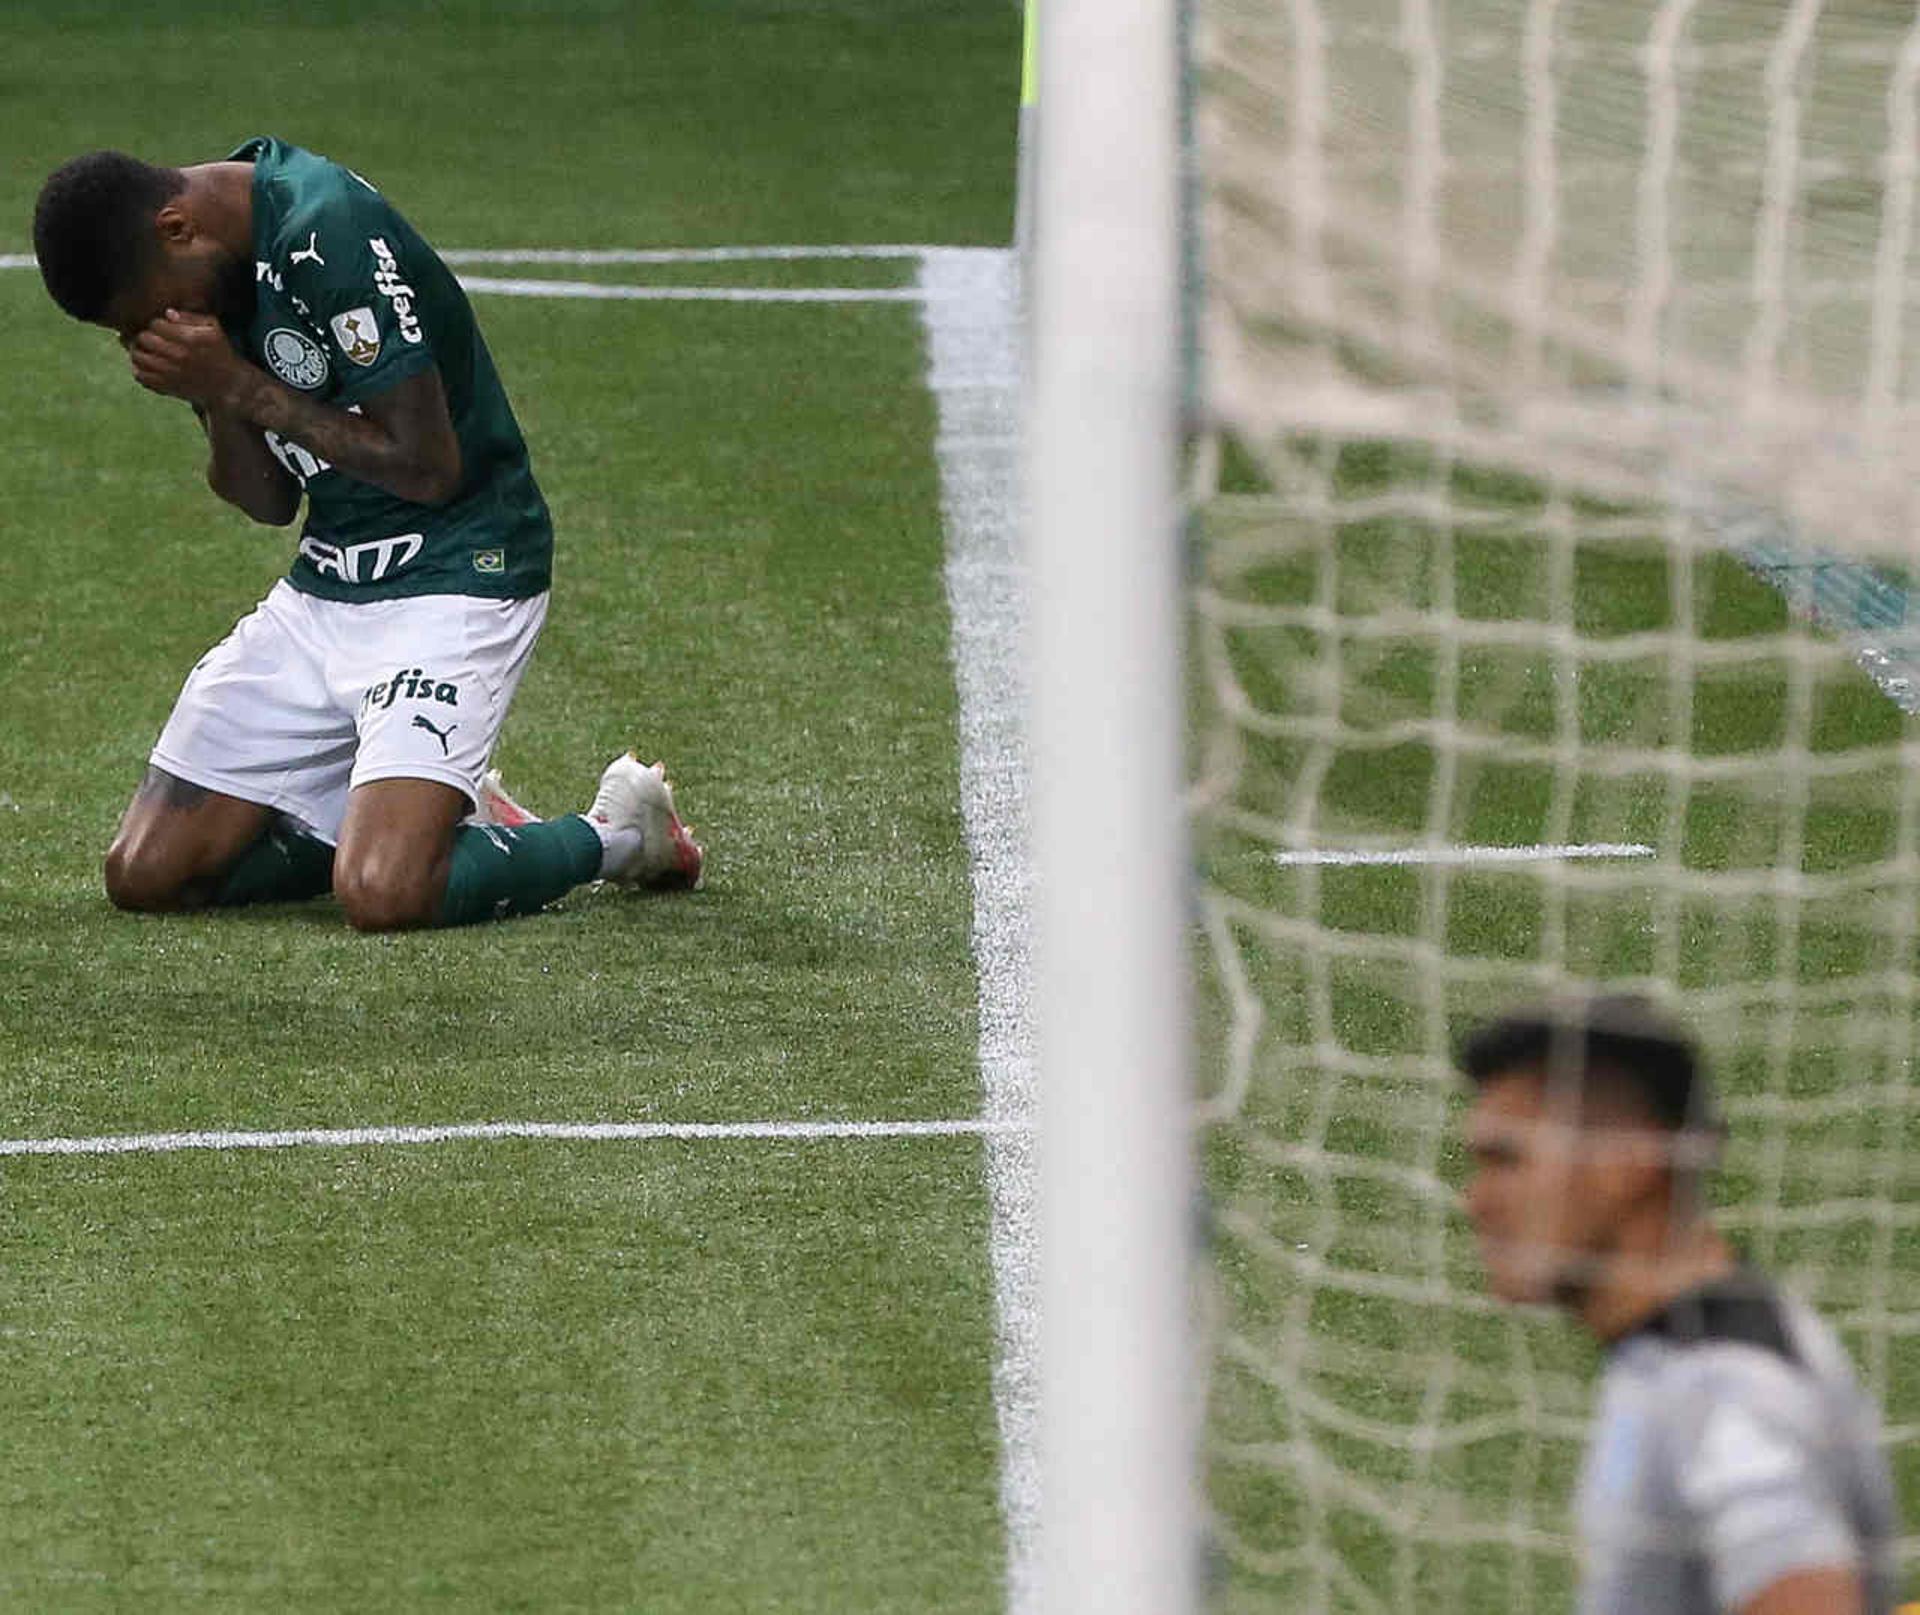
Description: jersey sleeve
281,196,438,407
1670,1360,1865,1610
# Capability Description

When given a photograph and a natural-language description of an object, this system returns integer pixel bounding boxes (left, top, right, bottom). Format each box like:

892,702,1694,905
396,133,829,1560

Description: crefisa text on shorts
360,667,462,715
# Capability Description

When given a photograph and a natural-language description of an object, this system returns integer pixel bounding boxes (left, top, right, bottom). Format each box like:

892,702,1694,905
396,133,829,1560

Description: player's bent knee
103,838,196,913
103,850,161,912
333,860,441,933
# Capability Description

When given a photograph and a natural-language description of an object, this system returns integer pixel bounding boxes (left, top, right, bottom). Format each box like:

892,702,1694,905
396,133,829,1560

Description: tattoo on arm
226,365,462,506
202,405,301,525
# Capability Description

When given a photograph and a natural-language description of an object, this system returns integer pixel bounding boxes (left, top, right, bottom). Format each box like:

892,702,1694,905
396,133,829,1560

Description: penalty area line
1273,842,1656,867
441,245,942,265
0,244,950,274
0,1117,1027,1159
455,276,922,303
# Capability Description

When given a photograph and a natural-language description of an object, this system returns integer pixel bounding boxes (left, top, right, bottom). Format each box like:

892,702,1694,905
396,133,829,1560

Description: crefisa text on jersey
368,237,423,344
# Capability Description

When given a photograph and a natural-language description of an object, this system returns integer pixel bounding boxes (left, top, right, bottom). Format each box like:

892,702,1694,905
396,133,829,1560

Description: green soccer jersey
224,136,553,602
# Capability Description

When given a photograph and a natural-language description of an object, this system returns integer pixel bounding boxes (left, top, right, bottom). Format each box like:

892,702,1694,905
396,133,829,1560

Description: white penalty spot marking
0,1117,1025,1159
1273,842,1656,867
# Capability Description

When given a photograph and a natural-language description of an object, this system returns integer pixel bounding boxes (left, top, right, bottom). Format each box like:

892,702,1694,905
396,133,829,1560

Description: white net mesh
1192,2,1920,1608
1202,0,1920,561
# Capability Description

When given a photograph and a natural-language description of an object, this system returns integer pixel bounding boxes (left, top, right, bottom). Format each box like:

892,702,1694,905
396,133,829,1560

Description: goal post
1026,3,1198,1615
1032,0,1920,1610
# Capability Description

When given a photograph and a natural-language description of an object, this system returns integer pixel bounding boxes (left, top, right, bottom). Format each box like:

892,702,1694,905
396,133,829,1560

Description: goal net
1191,1,1920,1608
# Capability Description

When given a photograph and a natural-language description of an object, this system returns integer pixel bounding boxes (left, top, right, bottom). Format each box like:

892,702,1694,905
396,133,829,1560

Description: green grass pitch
0,4,1016,1609
8,4,1915,1612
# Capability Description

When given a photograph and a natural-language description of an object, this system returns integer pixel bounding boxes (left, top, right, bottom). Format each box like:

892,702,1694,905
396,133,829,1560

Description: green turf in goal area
1197,440,1920,1611
0,6,1016,1611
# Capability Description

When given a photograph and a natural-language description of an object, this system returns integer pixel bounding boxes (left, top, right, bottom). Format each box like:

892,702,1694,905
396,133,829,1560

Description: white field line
919,246,1039,1615
442,245,941,265
0,1117,1023,1159
0,244,943,273
457,276,922,304
1,254,925,303
1273,842,1656,867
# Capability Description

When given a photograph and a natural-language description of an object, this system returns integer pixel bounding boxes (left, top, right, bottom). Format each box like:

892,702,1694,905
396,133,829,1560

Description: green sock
437,815,604,926
212,820,336,907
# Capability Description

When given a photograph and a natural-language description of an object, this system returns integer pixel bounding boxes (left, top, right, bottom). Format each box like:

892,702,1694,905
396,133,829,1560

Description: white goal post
1026,3,1197,1615
1030,0,1920,1612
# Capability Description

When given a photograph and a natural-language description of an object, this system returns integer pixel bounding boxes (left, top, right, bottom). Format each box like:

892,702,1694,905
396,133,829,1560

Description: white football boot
585,753,705,890
475,767,540,828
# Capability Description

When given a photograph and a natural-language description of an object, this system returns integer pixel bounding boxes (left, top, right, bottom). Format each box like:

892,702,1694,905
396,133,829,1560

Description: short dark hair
32,151,186,322
1458,992,1721,1136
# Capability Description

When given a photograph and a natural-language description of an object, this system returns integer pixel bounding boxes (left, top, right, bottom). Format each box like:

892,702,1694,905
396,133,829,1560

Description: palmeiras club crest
263,327,329,390
329,307,383,367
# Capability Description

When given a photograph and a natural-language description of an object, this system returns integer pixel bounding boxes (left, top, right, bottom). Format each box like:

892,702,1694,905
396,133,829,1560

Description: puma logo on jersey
411,714,459,754
290,232,325,268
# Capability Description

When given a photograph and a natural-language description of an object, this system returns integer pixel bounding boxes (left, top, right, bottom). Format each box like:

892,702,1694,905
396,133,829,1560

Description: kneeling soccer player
1460,994,1899,1615
32,139,702,929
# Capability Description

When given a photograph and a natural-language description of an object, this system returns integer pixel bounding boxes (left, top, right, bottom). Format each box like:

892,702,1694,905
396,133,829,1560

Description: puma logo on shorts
411,714,458,755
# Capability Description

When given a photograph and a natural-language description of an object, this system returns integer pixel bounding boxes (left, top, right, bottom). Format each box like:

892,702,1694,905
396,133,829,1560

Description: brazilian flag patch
472,549,505,575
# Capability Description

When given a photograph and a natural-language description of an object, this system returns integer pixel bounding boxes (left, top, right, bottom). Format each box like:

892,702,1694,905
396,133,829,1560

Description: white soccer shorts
150,580,549,845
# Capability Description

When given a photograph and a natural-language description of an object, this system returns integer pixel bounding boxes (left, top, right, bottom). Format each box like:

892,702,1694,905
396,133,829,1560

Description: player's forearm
199,406,300,527
222,366,461,506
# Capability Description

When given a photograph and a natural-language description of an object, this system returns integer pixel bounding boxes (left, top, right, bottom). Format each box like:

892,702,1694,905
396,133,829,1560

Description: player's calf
429,755,706,927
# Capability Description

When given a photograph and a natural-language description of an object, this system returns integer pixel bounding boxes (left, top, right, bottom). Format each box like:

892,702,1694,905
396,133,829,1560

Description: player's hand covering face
126,310,248,409
100,230,251,350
